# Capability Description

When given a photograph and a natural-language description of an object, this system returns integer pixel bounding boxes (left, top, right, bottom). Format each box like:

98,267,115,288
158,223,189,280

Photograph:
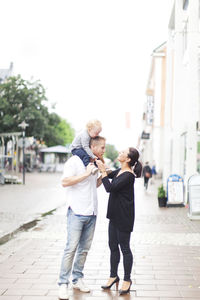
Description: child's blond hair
86,119,102,131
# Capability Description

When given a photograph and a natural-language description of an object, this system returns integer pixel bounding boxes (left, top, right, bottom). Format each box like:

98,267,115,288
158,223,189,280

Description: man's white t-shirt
62,156,98,216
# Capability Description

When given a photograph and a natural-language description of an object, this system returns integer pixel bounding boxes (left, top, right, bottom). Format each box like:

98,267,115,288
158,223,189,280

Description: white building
163,0,200,200
140,0,200,203
0,62,13,83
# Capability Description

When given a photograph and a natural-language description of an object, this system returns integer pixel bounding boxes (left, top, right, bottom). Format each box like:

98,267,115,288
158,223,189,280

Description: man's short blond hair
86,119,102,131
90,136,106,146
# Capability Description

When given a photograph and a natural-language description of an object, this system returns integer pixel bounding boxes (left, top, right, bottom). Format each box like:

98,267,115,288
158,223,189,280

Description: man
143,162,152,190
58,136,106,300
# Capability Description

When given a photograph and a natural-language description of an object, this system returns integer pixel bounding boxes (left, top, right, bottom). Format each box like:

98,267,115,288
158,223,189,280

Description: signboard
141,131,150,140
188,174,200,220
167,174,184,206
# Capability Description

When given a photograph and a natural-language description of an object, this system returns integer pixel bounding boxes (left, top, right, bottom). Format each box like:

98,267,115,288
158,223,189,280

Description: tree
105,144,118,162
0,75,49,138
0,75,74,146
44,113,74,147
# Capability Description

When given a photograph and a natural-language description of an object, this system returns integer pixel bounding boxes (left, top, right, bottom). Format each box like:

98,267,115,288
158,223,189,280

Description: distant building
0,62,13,84
139,42,167,176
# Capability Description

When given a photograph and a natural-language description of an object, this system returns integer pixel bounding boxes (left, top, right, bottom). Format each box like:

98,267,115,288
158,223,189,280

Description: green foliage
158,185,166,198
0,75,48,137
0,75,74,146
197,141,200,154
105,144,118,162
45,114,74,147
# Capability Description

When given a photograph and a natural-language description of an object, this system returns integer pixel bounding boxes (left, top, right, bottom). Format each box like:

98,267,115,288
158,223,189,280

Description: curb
0,208,57,246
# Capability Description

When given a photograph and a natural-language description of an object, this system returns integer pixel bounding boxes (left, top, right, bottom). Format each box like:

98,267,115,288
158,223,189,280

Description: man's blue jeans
58,208,96,285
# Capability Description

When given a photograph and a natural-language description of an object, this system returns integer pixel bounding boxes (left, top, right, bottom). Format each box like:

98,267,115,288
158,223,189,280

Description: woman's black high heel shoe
119,280,132,295
101,276,120,290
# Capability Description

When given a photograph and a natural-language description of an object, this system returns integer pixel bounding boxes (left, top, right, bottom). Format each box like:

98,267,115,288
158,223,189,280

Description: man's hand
62,163,94,187
86,163,95,175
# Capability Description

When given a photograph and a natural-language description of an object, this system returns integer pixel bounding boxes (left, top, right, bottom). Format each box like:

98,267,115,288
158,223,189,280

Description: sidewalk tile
0,296,22,300
180,290,200,297
0,280,16,284
0,284,31,290
4,289,47,296
31,284,57,290
136,279,176,285
15,279,55,284
21,297,55,300
136,290,181,297
134,284,157,291
2,274,40,279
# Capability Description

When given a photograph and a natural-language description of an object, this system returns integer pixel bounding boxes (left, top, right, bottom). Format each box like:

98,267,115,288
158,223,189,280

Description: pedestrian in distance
96,147,142,295
151,163,157,177
151,162,157,184
58,136,106,300
70,119,102,175
143,162,152,190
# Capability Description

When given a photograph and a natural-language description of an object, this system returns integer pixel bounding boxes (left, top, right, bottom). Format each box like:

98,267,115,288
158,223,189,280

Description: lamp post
18,121,29,184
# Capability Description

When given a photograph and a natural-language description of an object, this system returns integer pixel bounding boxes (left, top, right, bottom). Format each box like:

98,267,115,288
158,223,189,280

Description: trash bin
188,174,200,220
167,174,184,207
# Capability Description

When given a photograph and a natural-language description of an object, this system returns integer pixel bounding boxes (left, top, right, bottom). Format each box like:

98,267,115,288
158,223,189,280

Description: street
0,172,65,243
1,174,200,299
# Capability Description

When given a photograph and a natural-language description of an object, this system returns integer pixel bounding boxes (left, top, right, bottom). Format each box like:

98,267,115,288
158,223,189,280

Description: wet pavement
0,172,65,244
1,174,200,299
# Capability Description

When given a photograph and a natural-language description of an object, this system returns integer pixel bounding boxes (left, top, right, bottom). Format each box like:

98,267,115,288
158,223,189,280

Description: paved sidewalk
0,172,65,244
1,178,200,299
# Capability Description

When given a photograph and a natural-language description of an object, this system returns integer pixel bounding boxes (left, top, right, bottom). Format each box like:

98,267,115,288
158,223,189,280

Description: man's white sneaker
58,284,69,299
72,278,90,292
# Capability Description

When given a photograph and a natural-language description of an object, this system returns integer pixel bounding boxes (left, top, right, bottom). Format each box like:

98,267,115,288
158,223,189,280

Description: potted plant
158,185,167,207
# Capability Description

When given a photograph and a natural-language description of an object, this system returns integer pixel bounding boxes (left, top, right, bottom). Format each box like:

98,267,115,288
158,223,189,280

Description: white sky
0,0,174,150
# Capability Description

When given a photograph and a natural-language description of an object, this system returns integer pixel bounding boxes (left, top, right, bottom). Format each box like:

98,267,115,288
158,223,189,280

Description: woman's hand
96,160,106,173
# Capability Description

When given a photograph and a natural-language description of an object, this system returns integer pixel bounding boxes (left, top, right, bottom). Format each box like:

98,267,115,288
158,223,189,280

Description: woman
96,147,142,295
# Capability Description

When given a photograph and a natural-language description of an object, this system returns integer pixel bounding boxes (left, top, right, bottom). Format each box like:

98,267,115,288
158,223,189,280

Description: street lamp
18,121,29,184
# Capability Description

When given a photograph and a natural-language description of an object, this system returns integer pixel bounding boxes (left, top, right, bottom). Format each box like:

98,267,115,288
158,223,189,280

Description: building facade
140,0,200,202
163,0,200,199
139,43,167,177
0,62,13,83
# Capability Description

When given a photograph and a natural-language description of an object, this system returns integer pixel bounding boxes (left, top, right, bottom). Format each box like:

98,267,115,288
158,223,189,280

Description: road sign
167,174,184,206
141,131,150,140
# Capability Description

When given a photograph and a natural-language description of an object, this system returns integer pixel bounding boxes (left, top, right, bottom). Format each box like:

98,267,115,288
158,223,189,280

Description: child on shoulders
70,120,102,174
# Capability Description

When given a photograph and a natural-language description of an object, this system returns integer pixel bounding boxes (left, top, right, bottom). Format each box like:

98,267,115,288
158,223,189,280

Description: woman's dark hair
127,147,142,178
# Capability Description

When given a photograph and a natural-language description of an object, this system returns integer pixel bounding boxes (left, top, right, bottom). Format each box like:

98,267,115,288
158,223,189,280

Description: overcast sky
0,0,174,149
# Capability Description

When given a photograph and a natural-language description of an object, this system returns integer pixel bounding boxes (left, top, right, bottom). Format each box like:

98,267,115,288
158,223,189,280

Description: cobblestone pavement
1,177,200,299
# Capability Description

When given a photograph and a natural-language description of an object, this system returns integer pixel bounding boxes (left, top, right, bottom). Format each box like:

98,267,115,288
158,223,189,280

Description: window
182,21,188,56
180,132,187,177
197,133,200,173
199,55,200,107
146,95,154,125
183,0,189,10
